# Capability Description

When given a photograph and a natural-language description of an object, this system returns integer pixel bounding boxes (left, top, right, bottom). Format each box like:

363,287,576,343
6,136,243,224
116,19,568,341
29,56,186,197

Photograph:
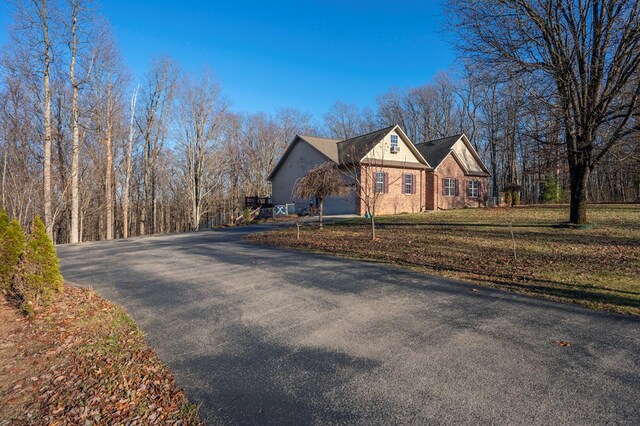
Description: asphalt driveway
57,224,640,425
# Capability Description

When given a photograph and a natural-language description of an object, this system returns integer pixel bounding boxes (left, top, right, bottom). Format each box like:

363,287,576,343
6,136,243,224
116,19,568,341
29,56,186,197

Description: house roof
298,135,341,162
267,135,340,181
414,134,464,168
269,126,488,181
414,134,490,176
336,125,396,164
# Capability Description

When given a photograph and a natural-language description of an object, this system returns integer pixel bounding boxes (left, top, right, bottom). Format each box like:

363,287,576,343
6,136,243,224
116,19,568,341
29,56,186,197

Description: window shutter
466,180,470,197
401,174,407,194
442,178,446,196
384,172,389,193
455,179,459,196
412,174,416,194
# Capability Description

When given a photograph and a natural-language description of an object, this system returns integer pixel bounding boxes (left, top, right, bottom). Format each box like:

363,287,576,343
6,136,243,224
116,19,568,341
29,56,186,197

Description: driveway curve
57,225,640,425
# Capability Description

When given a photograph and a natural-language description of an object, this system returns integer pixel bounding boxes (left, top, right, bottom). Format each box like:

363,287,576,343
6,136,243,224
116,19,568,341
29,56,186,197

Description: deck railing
244,196,271,208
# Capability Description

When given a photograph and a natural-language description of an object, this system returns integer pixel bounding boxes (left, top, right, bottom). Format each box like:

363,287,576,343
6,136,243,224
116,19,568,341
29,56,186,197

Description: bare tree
340,144,406,240
292,162,350,229
122,85,138,238
137,56,179,235
89,27,127,240
449,0,640,224
235,109,314,200
377,89,407,132
66,0,95,242
324,101,364,139
176,68,227,230
455,65,481,144
11,0,56,237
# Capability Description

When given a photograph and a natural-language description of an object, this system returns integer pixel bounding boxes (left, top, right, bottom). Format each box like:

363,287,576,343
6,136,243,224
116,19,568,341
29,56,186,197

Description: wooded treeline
1,0,638,243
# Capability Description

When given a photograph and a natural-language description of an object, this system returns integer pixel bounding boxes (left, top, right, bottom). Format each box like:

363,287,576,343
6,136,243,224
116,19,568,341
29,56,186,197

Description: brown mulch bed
0,285,201,425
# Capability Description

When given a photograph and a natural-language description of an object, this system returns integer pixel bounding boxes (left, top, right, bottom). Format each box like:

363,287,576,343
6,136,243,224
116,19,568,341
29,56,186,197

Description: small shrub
0,210,25,294
504,192,512,206
0,208,7,230
13,216,63,316
542,175,562,203
243,207,252,222
513,192,521,206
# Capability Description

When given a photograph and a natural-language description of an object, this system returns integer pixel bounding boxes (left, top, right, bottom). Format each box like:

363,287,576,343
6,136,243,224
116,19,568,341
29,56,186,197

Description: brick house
268,125,489,215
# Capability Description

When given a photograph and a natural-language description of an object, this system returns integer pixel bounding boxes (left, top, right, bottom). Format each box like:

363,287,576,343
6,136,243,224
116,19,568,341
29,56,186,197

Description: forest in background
1,0,638,243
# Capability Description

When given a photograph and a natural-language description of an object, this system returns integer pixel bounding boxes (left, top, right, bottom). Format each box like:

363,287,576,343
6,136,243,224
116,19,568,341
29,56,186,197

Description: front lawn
246,205,640,316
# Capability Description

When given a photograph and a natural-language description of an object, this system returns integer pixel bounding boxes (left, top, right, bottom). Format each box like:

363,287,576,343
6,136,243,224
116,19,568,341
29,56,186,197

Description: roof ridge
299,134,342,141
416,133,464,146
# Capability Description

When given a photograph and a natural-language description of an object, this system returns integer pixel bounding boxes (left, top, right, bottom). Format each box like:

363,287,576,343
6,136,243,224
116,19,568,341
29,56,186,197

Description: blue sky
0,0,456,119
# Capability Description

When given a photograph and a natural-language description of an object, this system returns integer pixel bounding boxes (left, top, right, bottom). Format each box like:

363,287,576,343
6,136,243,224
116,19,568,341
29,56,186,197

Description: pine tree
0,210,25,294
14,216,63,315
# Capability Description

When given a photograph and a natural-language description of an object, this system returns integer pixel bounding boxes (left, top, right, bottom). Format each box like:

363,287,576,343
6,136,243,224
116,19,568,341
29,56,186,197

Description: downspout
420,169,423,211
435,172,440,210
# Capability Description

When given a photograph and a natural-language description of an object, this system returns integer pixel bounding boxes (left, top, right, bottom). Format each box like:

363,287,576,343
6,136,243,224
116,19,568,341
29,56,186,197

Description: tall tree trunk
105,122,113,240
1,140,7,210
122,87,138,239
69,89,80,243
569,161,590,225
152,175,157,233
140,139,150,236
140,198,146,236
41,0,53,239
566,129,592,225
371,213,376,241
192,188,200,231
69,2,80,243
318,197,323,229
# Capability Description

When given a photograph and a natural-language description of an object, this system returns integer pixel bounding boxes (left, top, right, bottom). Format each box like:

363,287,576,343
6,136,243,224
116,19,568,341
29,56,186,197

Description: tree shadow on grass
468,275,640,312
372,222,555,229
327,221,640,248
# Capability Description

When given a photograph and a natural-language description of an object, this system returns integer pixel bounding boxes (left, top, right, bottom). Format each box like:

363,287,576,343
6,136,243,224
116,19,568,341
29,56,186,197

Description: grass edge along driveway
0,285,202,424
245,205,640,316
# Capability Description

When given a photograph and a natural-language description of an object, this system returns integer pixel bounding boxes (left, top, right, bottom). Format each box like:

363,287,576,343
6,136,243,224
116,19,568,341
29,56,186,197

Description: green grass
246,205,640,316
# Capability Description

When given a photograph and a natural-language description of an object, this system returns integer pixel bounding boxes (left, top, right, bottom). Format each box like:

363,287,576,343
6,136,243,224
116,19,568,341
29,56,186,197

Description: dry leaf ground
0,285,202,425
246,205,640,316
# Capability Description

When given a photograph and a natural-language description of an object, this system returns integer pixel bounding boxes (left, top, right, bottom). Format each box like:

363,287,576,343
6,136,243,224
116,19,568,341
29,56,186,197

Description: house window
390,134,399,150
444,178,457,197
467,180,479,197
403,174,414,194
375,172,386,193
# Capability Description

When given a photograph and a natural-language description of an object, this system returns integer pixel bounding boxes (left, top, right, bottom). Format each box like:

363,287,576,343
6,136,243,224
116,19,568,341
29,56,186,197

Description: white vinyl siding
363,131,422,164
452,139,485,174
390,134,399,149
270,139,355,214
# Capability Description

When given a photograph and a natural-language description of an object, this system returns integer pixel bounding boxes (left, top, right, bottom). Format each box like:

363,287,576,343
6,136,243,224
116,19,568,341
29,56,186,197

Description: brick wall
358,166,424,215
354,156,488,215
429,155,488,210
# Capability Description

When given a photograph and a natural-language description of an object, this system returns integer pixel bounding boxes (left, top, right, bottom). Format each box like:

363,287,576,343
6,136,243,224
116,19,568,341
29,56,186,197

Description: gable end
268,136,337,181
